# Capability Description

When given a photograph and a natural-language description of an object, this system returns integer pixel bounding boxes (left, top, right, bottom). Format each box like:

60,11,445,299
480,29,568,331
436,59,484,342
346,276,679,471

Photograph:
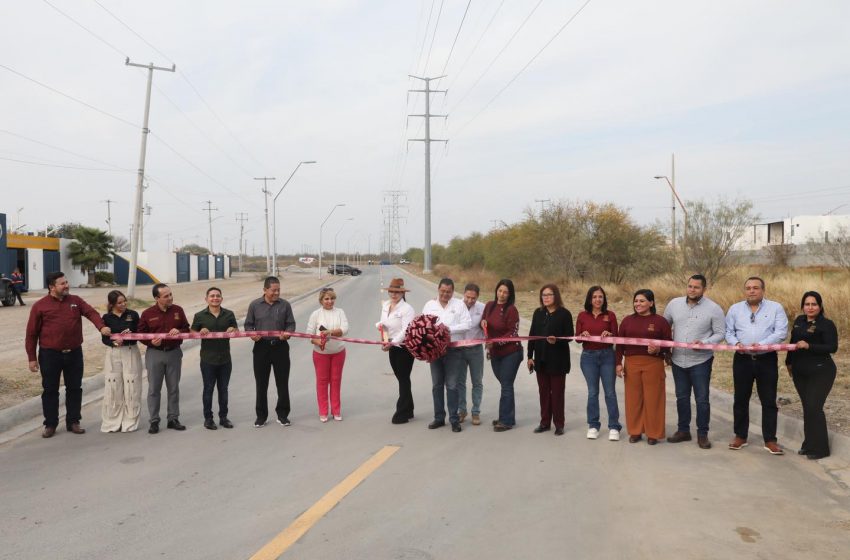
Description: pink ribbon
112,331,797,352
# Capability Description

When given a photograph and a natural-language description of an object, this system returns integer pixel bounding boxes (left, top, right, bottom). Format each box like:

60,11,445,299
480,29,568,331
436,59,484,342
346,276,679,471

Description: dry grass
403,263,850,436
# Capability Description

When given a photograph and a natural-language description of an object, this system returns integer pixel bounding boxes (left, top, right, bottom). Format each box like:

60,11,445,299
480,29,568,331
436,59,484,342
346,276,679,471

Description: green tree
177,243,210,255
66,227,114,285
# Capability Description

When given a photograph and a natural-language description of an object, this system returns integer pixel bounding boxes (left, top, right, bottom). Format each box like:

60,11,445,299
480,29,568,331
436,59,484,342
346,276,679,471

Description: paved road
2,266,850,559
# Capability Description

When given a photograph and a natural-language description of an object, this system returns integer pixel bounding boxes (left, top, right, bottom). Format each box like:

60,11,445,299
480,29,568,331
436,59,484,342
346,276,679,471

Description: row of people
24,272,837,460
380,275,836,460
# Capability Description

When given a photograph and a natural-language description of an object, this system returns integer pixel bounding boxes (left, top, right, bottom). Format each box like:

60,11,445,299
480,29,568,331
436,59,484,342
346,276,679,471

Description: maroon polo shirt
25,294,105,361
138,304,190,350
483,301,522,358
615,313,673,364
575,310,619,350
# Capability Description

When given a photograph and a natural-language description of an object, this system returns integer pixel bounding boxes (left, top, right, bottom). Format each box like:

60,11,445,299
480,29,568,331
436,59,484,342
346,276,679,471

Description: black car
327,264,362,276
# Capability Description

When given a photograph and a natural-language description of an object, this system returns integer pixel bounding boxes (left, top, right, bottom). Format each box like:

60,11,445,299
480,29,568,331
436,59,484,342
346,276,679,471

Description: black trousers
14,288,25,305
200,361,232,420
389,346,415,422
792,361,836,456
253,340,291,422
732,352,779,442
38,347,84,428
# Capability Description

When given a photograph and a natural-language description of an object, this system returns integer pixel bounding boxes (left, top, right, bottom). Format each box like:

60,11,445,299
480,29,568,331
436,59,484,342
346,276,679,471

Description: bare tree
112,235,130,252
683,197,758,284
806,226,850,273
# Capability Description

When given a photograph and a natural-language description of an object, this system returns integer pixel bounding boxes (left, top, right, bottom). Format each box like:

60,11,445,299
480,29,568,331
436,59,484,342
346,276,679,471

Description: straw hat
385,278,410,293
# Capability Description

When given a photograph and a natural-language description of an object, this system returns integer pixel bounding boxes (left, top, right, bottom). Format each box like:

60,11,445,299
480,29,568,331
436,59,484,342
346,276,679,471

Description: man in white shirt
457,283,485,426
422,278,472,433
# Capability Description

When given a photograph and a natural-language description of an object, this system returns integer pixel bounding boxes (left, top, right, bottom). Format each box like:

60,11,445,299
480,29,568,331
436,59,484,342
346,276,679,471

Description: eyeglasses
750,312,755,323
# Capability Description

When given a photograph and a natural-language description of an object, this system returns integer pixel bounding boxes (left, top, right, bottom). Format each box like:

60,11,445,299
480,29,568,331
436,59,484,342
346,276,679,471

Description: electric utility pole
534,198,550,217
203,200,218,253
102,199,115,237
125,58,175,298
408,75,447,273
236,212,248,272
255,177,276,274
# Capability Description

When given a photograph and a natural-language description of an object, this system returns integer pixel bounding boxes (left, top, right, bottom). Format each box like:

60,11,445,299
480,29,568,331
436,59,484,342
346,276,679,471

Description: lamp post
272,160,316,275
319,204,345,279
334,218,354,274
654,172,687,254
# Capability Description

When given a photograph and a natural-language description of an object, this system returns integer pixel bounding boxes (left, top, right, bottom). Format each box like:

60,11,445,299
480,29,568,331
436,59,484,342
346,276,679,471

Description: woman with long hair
378,278,416,424
100,290,143,432
615,289,672,445
576,285,622,441
527,284,573,436
483,279,523,432
307,288,349,422
786,291,838,460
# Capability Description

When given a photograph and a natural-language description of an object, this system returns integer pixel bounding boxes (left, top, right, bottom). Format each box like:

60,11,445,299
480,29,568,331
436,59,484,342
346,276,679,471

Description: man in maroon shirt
26,271,111,438
138,283,190,433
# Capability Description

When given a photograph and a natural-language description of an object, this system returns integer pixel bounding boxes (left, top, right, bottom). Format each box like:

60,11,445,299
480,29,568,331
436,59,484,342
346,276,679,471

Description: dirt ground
405,265,850,438
0,270,328,410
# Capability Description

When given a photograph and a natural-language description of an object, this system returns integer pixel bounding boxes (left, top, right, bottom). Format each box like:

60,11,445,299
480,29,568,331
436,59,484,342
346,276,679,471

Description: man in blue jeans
663,274,726,449
456,283,485,425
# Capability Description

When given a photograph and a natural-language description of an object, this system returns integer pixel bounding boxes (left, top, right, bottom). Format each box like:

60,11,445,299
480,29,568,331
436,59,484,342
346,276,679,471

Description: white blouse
306,307,349,354
377,300,415,345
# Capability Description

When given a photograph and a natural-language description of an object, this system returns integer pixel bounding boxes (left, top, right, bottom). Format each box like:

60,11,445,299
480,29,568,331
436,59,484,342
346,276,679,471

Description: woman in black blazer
527,284,574,436
786,291,838,460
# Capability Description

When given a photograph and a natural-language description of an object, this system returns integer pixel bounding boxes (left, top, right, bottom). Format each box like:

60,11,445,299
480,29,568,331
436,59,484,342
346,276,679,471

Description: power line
421,0,446,75
0,62,138,128
41,0,126,58
439,0,473,76
93,0,269,170
148,132,258,208
448,0,545,115
0,129,133,171
454,0,593,137
0,155,130,172
443,0,505,96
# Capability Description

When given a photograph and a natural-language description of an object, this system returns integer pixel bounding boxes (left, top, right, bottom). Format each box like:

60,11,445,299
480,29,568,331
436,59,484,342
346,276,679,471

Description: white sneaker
609,429,620,441
586,428,599,440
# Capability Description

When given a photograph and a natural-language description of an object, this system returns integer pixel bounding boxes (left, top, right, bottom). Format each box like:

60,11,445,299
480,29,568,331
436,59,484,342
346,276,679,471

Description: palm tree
67,227,114,285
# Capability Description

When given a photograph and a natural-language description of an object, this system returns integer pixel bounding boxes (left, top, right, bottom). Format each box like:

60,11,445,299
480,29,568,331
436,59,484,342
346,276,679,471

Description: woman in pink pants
307,288,349,422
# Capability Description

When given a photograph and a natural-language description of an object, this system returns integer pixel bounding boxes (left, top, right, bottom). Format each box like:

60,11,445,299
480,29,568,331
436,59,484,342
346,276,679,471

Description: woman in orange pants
615,289,672,445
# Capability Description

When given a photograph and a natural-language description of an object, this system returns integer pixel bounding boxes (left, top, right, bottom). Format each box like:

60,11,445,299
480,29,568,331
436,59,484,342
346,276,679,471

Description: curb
0,275,347,442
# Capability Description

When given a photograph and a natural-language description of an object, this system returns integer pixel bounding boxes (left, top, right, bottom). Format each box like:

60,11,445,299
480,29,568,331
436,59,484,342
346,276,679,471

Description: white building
733,214,850,250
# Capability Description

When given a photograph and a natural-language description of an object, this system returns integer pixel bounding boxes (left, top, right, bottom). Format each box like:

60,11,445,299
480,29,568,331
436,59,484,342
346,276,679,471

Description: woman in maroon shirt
482,279,523,432
575,285,622,441
615,289,672,445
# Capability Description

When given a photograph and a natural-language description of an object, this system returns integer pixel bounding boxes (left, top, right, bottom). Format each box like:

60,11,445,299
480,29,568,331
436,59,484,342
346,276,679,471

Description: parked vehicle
398,259,410,265
327,264,362,276
0,276,16,306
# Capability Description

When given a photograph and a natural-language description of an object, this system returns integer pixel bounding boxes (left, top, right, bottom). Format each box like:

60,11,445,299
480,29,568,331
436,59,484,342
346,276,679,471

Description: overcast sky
2,1,849,256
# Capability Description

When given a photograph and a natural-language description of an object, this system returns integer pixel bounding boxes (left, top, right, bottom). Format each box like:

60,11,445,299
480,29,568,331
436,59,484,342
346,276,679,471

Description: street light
334,218,354,274
272,160,316,275
318,204,345,279
654,174,688,253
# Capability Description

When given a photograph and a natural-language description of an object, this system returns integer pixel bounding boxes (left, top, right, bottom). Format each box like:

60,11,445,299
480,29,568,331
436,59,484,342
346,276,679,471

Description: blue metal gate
197,255,209,280
214,255,224,279
176,253,190,282
43,250,60,286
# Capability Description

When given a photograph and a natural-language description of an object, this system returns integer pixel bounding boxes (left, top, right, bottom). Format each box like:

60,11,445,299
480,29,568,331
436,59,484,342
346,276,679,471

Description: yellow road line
249,445,401,560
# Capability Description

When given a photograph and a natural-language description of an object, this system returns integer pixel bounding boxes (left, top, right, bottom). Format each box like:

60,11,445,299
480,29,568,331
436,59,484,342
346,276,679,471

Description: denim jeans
579,348,621,431
430,348,464,424
200,361,232,420
671,357,713,436
491,349,523,426
457,345,484,415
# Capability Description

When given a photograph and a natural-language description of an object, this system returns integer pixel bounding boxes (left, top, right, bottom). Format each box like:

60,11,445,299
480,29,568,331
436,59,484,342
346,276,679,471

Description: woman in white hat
378,278,416,423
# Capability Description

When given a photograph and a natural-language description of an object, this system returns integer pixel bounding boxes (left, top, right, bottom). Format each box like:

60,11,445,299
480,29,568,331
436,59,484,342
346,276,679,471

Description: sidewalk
0,270,344,441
